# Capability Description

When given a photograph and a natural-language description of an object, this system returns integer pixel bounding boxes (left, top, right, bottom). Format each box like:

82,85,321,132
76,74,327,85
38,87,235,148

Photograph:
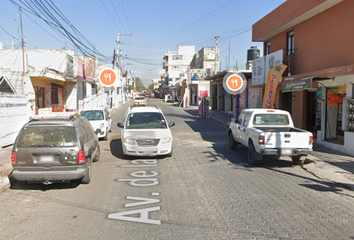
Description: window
265,42,271,55
126,113,167,129
237,111,245,124
287,30,295,56
253,114,290,125
172,55,183,60
243,112,252,126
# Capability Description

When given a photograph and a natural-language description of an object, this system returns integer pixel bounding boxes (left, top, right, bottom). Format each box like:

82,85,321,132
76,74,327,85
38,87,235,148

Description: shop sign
327,93,343,105
252,49,283,86
282,78,313,92
339,85,347,94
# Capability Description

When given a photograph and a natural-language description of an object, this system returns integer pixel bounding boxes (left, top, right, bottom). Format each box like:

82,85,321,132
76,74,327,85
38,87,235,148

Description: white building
162,46,195,87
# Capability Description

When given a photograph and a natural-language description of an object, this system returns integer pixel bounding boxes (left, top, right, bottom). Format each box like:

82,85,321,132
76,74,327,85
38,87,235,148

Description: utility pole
228,40,230,71
115,33,132,103
20,7,25,94
213,35,219,74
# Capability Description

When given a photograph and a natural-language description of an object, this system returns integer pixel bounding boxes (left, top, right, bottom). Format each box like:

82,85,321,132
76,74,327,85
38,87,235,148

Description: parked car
133,96,147,106
117,106,175,158
10,113,100,184
228,108,313,165
80,108,112,140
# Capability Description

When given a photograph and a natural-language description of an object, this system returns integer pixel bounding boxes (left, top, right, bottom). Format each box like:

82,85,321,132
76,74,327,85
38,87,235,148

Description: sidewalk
185,104,354,191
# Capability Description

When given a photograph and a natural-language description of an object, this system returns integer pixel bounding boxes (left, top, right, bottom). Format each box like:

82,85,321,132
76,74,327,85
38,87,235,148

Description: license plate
281,149,292,155
40,155,54,163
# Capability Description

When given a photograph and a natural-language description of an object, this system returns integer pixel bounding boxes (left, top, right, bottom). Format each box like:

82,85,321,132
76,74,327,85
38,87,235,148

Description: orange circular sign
99,68,117,86
226,74,243,91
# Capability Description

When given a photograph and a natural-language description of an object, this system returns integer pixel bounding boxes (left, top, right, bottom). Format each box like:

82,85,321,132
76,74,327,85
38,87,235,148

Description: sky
0,0,287,87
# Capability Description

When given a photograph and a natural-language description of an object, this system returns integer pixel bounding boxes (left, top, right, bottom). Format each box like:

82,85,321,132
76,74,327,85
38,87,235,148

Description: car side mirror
169,122,175,127
117,123,124,128
231,117,236,123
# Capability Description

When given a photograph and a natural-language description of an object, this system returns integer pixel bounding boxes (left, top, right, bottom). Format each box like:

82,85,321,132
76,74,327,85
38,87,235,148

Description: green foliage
134,77,146,92
148,83,155,91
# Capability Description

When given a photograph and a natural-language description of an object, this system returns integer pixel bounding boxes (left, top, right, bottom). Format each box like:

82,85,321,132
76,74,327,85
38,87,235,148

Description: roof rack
30,112,81,122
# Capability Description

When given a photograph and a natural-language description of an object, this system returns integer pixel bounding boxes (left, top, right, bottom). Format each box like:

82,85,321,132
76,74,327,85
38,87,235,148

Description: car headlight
160,137,171,143
123,138,135,144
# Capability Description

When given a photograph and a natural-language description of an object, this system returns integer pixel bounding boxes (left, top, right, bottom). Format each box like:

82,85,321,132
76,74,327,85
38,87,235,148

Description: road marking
109,158,161,225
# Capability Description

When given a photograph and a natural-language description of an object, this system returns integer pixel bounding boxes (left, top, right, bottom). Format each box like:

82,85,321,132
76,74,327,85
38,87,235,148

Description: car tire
228,132,237,150
93,145,100,162
291,156,304,165
248,141,259,166
166,151,173,157
81,163,91,184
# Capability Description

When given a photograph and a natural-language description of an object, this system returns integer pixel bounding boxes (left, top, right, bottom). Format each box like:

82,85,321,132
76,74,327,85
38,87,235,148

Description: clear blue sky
0,0,286,87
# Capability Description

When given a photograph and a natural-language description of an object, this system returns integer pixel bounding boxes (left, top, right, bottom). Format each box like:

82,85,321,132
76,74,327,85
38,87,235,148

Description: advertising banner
252,49,283,86
262,64,287,109
252,57,265,86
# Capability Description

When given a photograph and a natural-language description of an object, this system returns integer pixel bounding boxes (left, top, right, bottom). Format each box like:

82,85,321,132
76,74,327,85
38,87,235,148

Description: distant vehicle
10,113,100,185
228,108,313,165
133,96,147,106
80,108,112,140
117,106,175,158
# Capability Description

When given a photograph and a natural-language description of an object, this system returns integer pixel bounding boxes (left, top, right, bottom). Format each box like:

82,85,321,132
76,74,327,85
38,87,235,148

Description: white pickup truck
228,108,313,165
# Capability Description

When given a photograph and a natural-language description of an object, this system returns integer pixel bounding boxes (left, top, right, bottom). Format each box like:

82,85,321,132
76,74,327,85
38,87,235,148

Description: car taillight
11,152,16,165
259,136,265,145
78,150,86,164
309,136,313,145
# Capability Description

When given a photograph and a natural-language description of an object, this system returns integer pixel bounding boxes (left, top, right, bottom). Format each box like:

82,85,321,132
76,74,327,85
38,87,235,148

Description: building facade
253,0,354,155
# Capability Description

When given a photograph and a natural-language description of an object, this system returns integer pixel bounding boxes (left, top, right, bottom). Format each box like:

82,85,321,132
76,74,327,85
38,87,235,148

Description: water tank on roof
247,46,260,62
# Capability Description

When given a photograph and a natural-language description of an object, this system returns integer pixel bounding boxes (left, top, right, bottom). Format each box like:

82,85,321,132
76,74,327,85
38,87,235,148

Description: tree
148,83,155,91
134,77,146,92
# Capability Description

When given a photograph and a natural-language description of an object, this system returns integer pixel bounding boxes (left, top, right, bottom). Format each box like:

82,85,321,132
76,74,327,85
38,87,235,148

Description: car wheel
248,141,259,166
291,156,304,165
228,132,237,150
81,163,91,184
93,145,100,162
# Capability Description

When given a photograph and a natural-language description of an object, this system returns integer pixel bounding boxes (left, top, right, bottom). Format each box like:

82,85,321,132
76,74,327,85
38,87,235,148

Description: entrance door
325,87,343,143
51,84,64,112
34,87,45,115
282,92,292,113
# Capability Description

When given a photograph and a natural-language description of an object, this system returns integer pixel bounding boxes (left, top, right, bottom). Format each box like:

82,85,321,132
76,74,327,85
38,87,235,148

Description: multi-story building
162,45,195,88
189,47,220,105
253,0,354,155
0,47,103,146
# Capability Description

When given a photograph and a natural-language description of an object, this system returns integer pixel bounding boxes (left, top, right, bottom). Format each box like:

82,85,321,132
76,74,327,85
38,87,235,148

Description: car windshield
81,110,104,120
135,97,145,100
17,126,78,148
253,114,290,125
126,112,167,129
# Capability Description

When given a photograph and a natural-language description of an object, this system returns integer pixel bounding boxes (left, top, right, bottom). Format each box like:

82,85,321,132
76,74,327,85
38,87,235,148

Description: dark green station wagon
10,113,100,185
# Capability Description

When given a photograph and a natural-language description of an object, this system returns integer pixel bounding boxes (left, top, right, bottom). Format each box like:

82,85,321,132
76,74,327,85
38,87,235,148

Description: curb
0,177,10,193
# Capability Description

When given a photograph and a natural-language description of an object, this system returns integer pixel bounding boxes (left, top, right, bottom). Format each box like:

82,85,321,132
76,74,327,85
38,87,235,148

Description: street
1,98,354,240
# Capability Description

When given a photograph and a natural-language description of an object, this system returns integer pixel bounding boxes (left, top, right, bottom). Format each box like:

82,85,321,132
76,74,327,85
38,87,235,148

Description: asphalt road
1,99,354,240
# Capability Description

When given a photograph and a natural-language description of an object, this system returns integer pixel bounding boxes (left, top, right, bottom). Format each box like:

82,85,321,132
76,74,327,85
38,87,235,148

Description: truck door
239,112,252,145
233,111,245,143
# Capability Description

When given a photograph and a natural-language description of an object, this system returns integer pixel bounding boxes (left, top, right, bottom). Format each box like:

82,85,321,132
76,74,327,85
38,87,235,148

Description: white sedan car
81,108,112,140
117,106,175,157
